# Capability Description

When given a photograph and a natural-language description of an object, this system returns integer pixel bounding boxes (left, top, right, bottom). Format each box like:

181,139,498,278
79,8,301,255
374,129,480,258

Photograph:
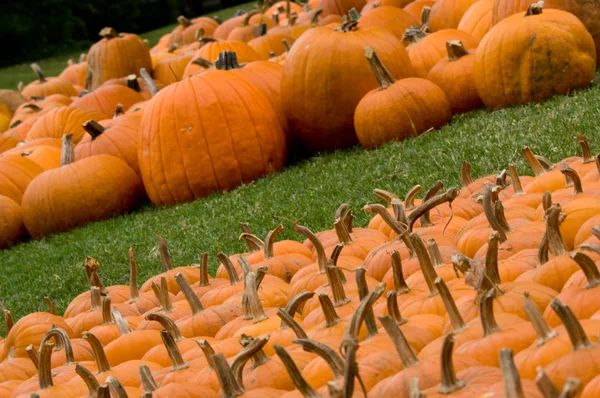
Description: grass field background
0,4,599,333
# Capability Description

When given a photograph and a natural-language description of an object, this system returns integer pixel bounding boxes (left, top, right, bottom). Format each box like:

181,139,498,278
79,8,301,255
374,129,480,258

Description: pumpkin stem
485,231,502,285
157,235,174,271
409,233,438,295
274,345,322,398
212,352,246,398
480,290,501,337
263,224,283,260
282,39,292,52
293,338,345,379
499,349,525,398
60,134,75,166
145,312,185,342
82,331,112,372
426,239,445,268
286,290,314,317
482,184,509,242
127,75,141,92
419,181,444,227
161,329,189,371
536,155,556,172
191,57,214,69
177,15,192,27
342,283,385,345
139,68,158,96
536,367,560,398
363,203,413,253
101,296,113,325
277,308,308,338
38,341,55,389
378,315,420,368
387,290,407,325
407,188,460,231
576,135,594,164
90,286,102,311
197,252,210,287
560,379,582,397
334,214,353,245
508,164,526,196
294,223,328,273
310,8,323,26
404,185,422,210
390,250,410,294
240,223,264,252
26,344,39,369
30,63,46,83
239,334,271,369
41,327,76,365
341,337,365,398
43,297,56,315
84,256,103,290
151,282,164,311
161,276,175,312
231,335,269,386
561,163,583,194
446,40,469,61
242,271,268,322
356,267,379,337
435,277,467,333
437,333,465,393
218,253,241,285
107,376,128,398
215,51,243,70
570,252,600,288
460,161,473,187
175,272,204,315
545,205,567,256
319,294,342,328
363,46,396,90
522,147,546,176
374,188,399,204
99,27,119,39
326,264,350,307
3,308,13,336
525,1,544,16
76,364,101,396
112,308,132,336
523,293,557,345
196,339,216,368
139,364,159,393
128,246,140,300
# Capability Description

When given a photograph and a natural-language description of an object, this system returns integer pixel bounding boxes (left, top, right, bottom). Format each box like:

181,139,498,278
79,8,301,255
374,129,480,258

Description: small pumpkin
21,64,77,99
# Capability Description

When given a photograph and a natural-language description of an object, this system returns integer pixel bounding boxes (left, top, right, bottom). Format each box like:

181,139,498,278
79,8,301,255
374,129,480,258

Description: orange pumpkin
457,0,494,41
21,64,76,99
429,0,479,31
0,195,26,249
26,106,106,144
358,6,418,41
69,84,145,119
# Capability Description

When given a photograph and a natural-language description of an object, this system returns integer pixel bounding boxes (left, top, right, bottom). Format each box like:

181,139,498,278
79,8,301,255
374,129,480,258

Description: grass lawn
0,2,255,90
0,75,599,331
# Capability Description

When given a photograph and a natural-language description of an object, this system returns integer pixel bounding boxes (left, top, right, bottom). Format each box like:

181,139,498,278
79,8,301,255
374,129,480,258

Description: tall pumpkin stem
561,163,584,194
294,223,328,273
523,293,557,345
218,253,241,285
128,246,140,300
175,272,205,315
76,364,101,396
60,134,75,166
161,329,189,371
409,233,438,295
536,368,560,398
139,364,159,393
570,252,600,288
139,68,158,96
545,205,567,256
231,336,269,386
82,332,112,372
363,46,396,91
438,333,465,393
145,312,185,342
30,63,46,83
326,264,350,307
342,283,385,348
157,235,174,271
277,308,308,338
508,164,525,196
407,188,460,231
480,290,501,337
390,250,410,294
378,315,419,368
522,147,546,176
293,338,345,379
198,252,210,287
242,271,268,322
500,349,525,398
387,290,407,325
38,341,55,389
419,181,444,227
319,294,342,328
212,352,246,398
263,224,283,260
435,277,467,333
274,345,321,398
485,231,502,285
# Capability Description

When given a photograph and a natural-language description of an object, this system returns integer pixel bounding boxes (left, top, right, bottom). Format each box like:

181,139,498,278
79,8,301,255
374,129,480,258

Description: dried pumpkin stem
99,27,119,39
277,308,308,338
264,224,284,260
294,223,328,273
161,276,174,312
387,291,407,325
482,184,509,241
212,352,246,398
197,252,210,287
127,75,141,92
284,291,315,322
536,367,560,398
218,253,241,285
561,164,583,194
525,2,544,15
438,333,465,393
101,296,113,325
363,204,412,252
426,239,445,268
545,205,567,256
60,134,75,166
196,339,216,368
480,290,501,337
364,46,396,90
435,277,467,333
242,271,268,322
43,297,56,315
274,345,321,398
446,40,469,61
319,294,342,328
293,338,345,379
407,188,460,231
157,235,173,271
82,332,112,372
523,293,557,345
485,231,502,285
2,309,13,335
391,250,410,294
26,344,39,369
112,308,132,336
128,246,140,300
90,286,102,311
139,364,159,393
378,315,419,368
139,68,158,96
460,161,473,187
373,189,399,204
232,336,269,386
326,265,350,307
76,364,101,396
409,233,438,295
38,341,55,389
240,223,263,251
161,329,189,371
560,379,582,397
145,312,185,342
114,103,124,118
82,120,106,140
343,283,385,344
508,164,525,196
570,252,600,288
356,267,378,337
107,376,128,398
175,272,204,315
499,349,525,398
522,147,546,176
215,51,242,70
404,185,422,209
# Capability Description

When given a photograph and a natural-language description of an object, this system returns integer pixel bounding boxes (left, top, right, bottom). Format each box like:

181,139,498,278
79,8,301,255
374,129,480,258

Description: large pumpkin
281,21,414,153
85,27,153,90
21,135,144,238
492,0,535,25
69,85,145,119
182,39,261,76
138,69,287,206
59,58,88,87
474,3,596,110
0,195,27,249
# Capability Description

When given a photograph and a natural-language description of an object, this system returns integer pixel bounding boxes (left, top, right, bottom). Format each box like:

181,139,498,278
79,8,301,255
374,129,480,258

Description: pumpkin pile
0,0,599,245
3,137,600,396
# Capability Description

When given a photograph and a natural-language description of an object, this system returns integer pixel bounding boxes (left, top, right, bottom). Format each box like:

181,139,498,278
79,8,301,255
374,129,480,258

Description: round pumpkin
319,0,366,17
26,106,106,144
457,0,494,41
21,64,77,100
358,6,419,41
474,3,597,110
138,69,287,206
59,59,88,87
0,195,27,249
153,53,194,85
281,21,414,153
182,39,260,76
69,85,145,119
429,0,480,31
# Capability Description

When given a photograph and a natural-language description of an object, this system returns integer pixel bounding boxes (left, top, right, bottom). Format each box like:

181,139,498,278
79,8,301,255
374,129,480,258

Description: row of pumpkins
0,0,598,247
3,139,600,396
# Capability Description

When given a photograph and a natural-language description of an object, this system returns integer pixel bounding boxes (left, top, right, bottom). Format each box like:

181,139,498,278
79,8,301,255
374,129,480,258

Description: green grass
1,77,600,330
0,2,255,90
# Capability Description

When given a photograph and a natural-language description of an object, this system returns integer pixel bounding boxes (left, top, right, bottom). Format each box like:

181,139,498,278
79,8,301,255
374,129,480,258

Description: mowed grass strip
0,2,255,90
1,75,599,329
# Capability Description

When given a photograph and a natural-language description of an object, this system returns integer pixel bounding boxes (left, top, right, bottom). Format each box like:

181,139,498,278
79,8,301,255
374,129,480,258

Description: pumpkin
404,0,436,21
74,114,142,175
491,0,535,25
0,154,44,204
0,133,22,154
21,135,144,238
427,41,482,114
355,47,452,149
248,27,295,59
21,64,77,99
214,13,247,40
153,53,194,85
319,0,366,17
362,0,415,13
0,195,27,249
281,20,414,153
429,0,480,31
69,84,145,119
26,106,106,144
168,16,219,48
457,0,494,41
474,3,596,110
0,89,27,113
358,6,419,42
228,11,265,42
182,38,261,76
8,145,61,171
59,57,88,87
85,27,153,90
138,66,286,206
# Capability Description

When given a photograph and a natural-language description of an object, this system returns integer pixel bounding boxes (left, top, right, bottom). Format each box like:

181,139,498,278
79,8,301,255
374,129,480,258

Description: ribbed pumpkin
11,145,61,171
138,68,286,206
214,13,247,40
0,155,44,204
281,21,414,153
474,3,596,110
0,195,27,249
85,27,153,90
153,53,194,85
354,47,451,149
59,57,88,87
358,6,419,41
21,64,77,100
492,0,535,25
319,0,366,17
457,0,494,41
248,28,295,60
182,38,261,76
168,16,219,48
427,40,482,114
74,113,142,175
69,85,145,119
21,135,144,238
404,0,436,21
26,106,106,144
429,0,479,31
